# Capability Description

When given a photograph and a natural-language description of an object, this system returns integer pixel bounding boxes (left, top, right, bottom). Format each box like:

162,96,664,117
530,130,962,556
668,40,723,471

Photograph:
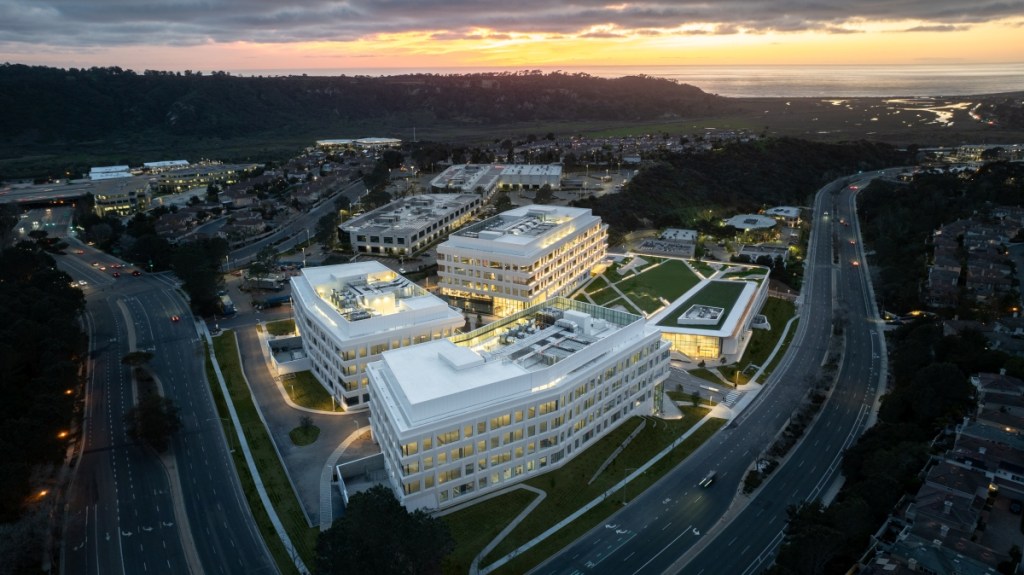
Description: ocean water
238,62,1024,98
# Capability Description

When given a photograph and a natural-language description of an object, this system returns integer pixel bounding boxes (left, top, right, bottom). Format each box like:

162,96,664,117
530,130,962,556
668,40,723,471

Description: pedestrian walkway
722,390,743,407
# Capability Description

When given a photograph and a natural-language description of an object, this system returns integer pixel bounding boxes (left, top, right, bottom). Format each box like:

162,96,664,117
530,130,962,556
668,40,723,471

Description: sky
0,1,1022,73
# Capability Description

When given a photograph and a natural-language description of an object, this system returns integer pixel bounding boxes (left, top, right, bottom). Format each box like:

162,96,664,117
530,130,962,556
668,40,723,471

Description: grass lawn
690,260,717,278
483,412,727,574
283,371,339,411
207,333,317,572
720,297,797,383
688,368,727,386
583,276,609,295
667,390,716,406
590,286,623,307
441,489,539,575
289,425,320,446
721,269,768,279
656,280,747,329
614,259,700,314
265,319,296,336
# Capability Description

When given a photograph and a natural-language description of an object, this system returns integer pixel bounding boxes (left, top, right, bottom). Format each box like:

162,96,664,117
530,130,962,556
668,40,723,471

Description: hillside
0,65,728,162
574,138,911,231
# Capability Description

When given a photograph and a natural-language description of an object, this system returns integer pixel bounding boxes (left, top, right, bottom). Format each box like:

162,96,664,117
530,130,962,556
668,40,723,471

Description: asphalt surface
533,172,888,575
59,240,277,575
228,179,365,268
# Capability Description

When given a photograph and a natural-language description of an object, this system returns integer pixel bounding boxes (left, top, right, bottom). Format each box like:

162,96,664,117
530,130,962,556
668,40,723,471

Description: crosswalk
722,390,743,407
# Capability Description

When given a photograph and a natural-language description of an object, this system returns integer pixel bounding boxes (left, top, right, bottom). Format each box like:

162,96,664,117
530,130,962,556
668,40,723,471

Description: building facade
92,177,152,217
367,298,671,511
437,205,607,317
290,262,464,409
652,275,770,364
340,194,481,256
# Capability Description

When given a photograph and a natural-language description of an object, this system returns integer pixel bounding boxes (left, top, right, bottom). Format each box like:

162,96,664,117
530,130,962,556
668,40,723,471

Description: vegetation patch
484,413,726,574
668,389,716,406
688,368,727,386
283,371,338,411
441,489,539,575
615,259,699,305
656,280,747,329
265,319,296,336
690,260,717,278
288,418,320,446
207,333,315,573
478,409,716,564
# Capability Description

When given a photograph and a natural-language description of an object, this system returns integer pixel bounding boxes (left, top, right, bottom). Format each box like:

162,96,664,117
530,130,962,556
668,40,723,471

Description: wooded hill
574,138,911,231
0,64,729,147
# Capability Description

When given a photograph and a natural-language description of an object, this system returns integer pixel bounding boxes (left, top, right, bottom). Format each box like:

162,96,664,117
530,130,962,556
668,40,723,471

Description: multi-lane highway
535,173,887,575
59,242,277,575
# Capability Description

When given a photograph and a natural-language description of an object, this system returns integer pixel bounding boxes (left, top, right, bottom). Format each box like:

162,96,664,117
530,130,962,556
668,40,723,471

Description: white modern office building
437,205,607,317
290,262,464,409
340,193,481,256
367,298,671,511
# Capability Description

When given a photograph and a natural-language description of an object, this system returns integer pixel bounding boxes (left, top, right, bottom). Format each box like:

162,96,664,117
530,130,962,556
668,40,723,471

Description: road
228,179,365,268
60,241,277,575
534,172,887,575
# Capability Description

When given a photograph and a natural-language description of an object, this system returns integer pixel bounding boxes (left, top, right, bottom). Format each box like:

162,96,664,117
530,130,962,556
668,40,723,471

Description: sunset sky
0,0,1022,72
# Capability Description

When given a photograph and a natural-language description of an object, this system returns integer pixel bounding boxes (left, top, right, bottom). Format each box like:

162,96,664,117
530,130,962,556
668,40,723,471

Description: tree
534,184,554,204
315,485,453,575
691,390,701,407
315,211,340,248
249,245,279,278
124,394,182,453
171,238,228,315
121,351,154,367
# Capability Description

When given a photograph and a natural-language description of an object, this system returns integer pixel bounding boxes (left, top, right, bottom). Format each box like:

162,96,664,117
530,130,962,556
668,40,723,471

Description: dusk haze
1,0,1023,71
4,2,1024,575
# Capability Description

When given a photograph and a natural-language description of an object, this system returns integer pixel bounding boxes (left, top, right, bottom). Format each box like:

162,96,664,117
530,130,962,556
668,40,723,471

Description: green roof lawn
656,280,748,330
613,259,700,313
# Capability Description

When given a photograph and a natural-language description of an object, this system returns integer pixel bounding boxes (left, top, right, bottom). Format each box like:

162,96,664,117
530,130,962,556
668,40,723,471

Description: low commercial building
89,165,132,180
340,193,481,256
437,205,607,317
430,164,505,196
429,164,562,196
764,206,802,227
651,274,770,364
92,177,152,217
724,214,777,231
367,298,671,511
290,262,464,409
154,163,260,193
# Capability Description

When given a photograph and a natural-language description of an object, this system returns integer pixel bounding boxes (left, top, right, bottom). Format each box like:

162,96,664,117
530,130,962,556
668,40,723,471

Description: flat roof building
340,193,482,256
724,214,777,231
368,297,671,511
651,274,770,364
89,165,132,181
92,177,151,217
291,262,464,409
437,205,607,317
430,164,505,196
429,164,562,197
